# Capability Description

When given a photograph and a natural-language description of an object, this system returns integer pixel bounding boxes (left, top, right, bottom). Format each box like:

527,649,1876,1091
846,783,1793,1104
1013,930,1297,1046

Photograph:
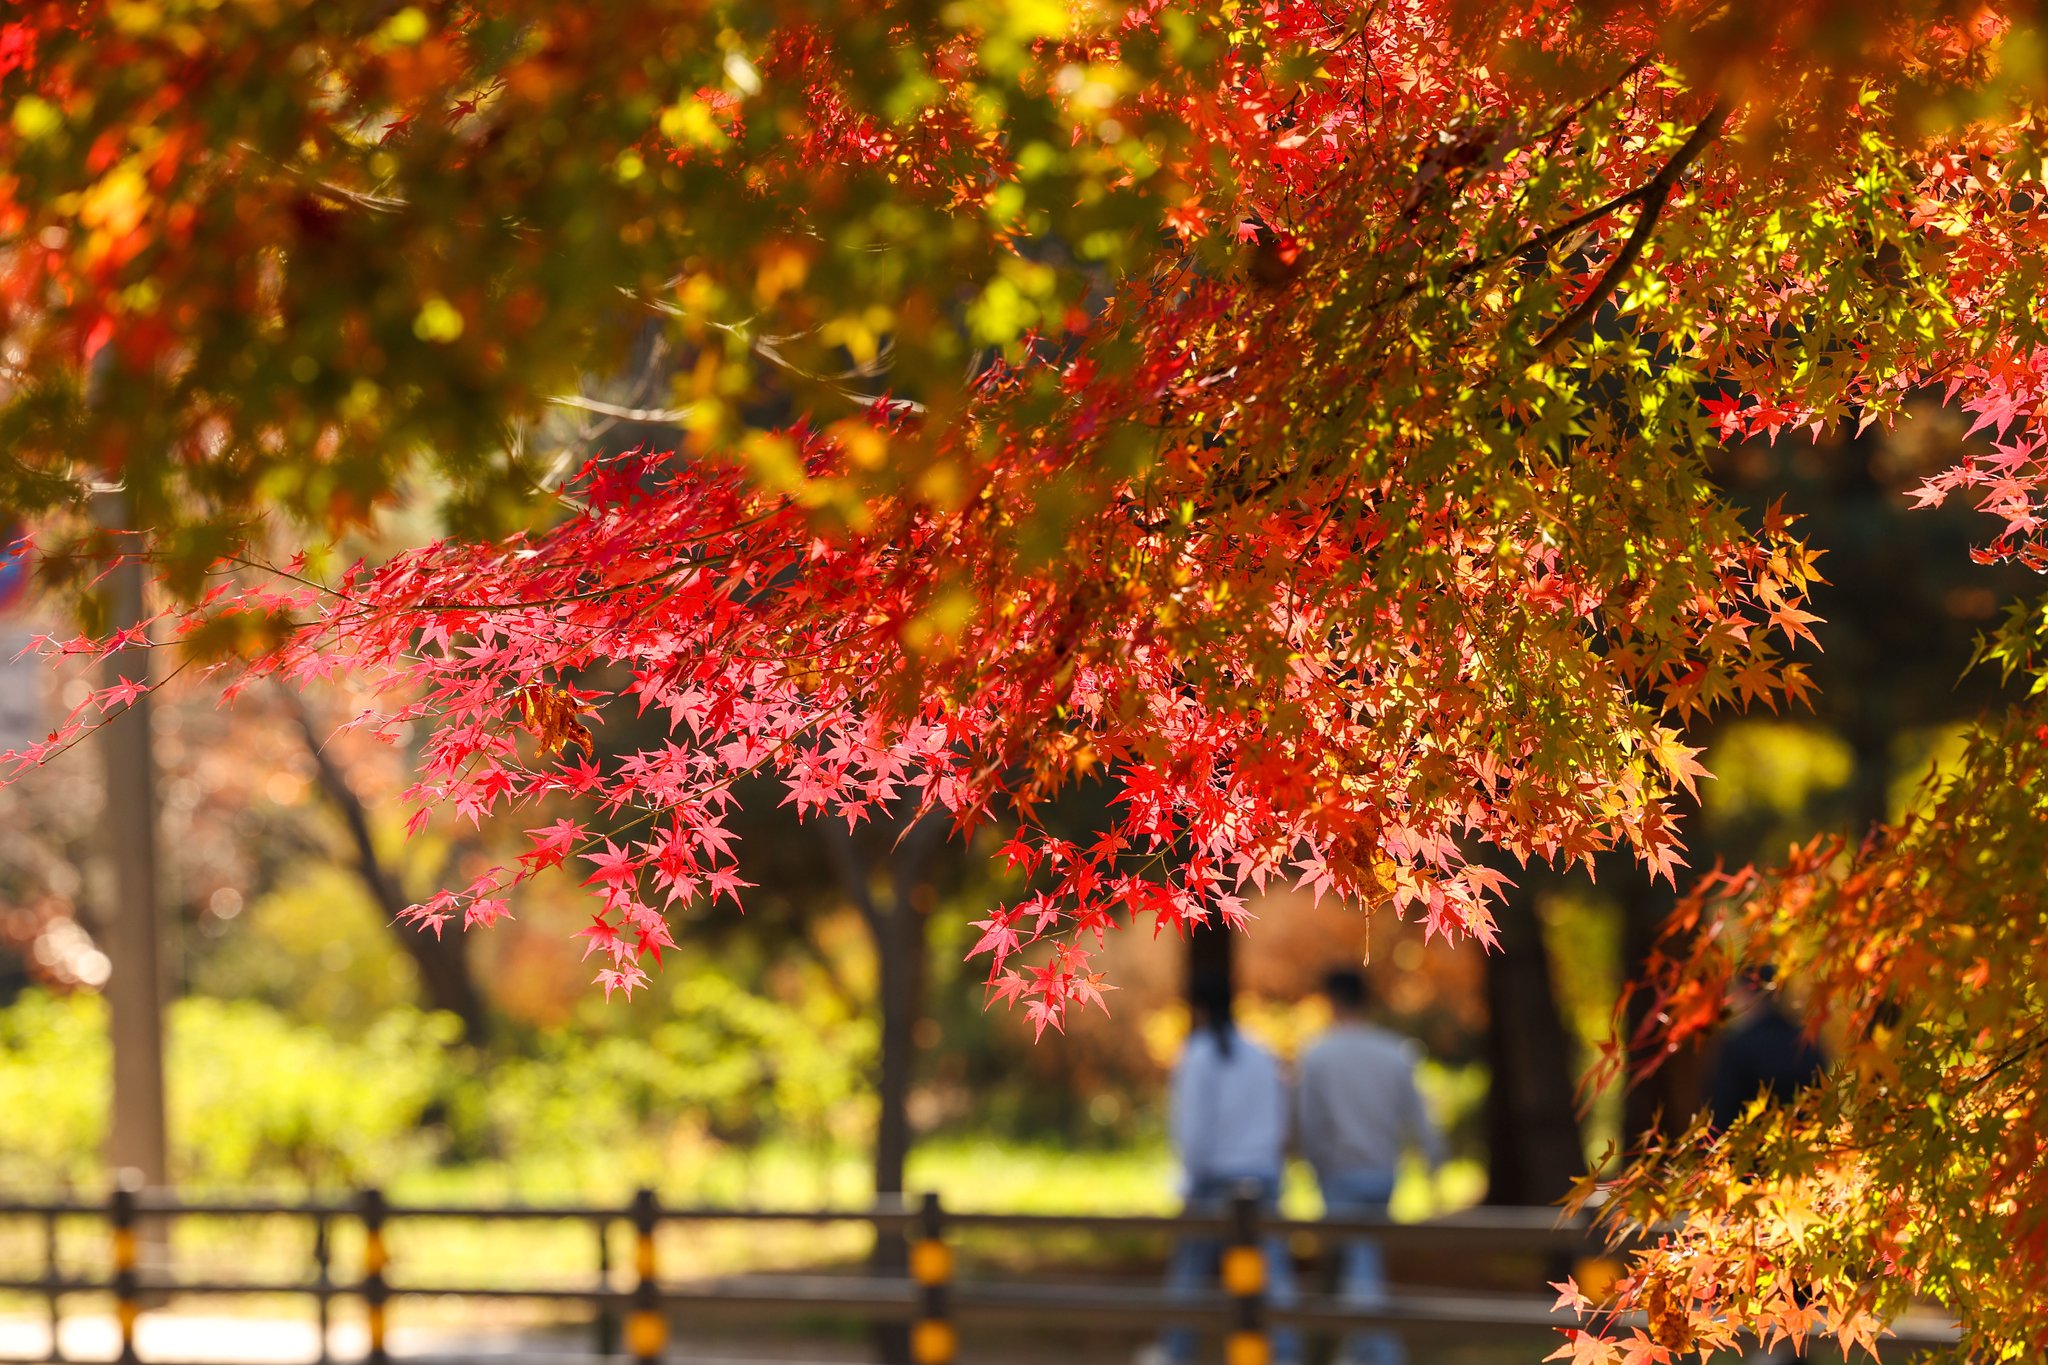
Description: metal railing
0,1181,1956,1364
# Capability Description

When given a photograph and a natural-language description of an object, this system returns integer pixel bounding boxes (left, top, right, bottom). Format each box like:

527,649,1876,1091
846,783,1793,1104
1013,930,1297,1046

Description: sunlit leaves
8,4,2048,1356
1578,706,2048,1360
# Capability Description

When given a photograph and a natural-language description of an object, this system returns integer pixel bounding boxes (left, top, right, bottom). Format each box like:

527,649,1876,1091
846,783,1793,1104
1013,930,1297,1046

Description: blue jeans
1161,1174,1301,1364
1318,1168,1401,1365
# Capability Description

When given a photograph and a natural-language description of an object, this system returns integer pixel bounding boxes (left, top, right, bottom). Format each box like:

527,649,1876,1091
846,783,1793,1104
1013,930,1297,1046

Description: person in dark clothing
1709,966,1827,1365
1707,964,1827,1131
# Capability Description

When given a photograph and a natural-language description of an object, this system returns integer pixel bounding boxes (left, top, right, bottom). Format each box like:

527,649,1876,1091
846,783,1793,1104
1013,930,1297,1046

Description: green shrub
0,990,107,1187
465,961,876,1189
171,997,459,1186
0,964,876,1195
0,991,459,1191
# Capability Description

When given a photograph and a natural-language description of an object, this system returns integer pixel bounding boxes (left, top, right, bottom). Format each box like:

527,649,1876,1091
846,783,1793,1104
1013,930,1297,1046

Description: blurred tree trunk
1482,872,1583,1205
1618,869,1701,1144
1845,723,1894,844
99,499,169,1195
820,811,946,1365
290,700,489,1046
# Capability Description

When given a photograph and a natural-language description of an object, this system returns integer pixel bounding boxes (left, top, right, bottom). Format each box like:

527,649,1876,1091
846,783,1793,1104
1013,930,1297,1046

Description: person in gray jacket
1296,968,1445,1365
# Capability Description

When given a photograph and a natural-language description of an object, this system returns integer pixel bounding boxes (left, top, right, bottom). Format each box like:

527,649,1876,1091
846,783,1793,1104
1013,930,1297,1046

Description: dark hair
1323,967,1368,1012
1188,972,1235,1058
1736,962,1779,992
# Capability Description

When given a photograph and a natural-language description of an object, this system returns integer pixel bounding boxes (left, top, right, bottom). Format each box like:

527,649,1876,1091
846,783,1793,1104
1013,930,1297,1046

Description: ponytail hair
1189,972,1236,1059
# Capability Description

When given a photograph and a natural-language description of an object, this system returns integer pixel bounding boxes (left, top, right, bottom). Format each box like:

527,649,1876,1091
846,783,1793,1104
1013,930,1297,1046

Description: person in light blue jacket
1152,972,1300,1365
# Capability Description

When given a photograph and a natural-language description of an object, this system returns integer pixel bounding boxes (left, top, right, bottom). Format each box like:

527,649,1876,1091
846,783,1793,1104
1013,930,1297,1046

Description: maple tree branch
348,560,724,616
1372,87,1732,328
1369,54,1662,313
1533,53,1655,148
324,540,764,622
1380,166,1670,315
817,819,883,940
1532,97,1733,356
889,809,952,897
288,689,490,1042
546,394,695,424
4,655,195,775
1966,1023,2048,1091
291,694,410,920
1448,181,1658,289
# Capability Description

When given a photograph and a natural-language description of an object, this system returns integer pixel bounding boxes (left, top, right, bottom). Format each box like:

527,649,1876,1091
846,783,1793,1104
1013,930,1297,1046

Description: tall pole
97,496,168,1191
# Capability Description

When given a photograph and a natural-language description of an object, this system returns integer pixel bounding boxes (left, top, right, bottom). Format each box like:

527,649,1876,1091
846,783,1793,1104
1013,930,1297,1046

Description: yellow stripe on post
116,1300,140,1335
635,1233,657,1280
909,1238,953,1286
911,1318,957,1364
1220,1244,1265,1297
1225,1329,1272,1365
626,1308,667,1358
367,1303,387,1350
363,1232,388,1276
111,1228,138,1270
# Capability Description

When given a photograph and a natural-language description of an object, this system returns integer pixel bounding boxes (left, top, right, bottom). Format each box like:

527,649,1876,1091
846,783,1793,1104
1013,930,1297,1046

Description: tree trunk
819,812,945,1365
1845,723,1894,844
1618,869,1702,1144
291,699,489,1045
1482,873,1583,1206
100,502,169,1194
872,882,924,1207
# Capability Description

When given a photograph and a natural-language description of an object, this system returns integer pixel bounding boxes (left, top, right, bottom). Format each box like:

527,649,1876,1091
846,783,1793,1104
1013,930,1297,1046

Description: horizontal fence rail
0,1181,1959,1364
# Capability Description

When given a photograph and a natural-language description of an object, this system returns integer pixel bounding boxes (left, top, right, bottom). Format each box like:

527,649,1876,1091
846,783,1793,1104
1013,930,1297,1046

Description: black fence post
909,1192,954,1365
627,1188,666,1363
109,1172,141,1365
594,1213,618,1358
1221,1184,1268,1365
312,1212,332,1365
359,1187,389,1365
43,1207,64,1363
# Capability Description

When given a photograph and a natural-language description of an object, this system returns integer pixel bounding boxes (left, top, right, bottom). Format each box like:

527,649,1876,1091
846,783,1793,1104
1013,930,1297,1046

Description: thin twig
1534,53,1656,149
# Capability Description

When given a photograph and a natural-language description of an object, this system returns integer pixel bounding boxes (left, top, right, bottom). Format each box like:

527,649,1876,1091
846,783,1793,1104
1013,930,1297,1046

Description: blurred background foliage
0,684,1496,1208
0,403,2026,1254
0,712,1998,1218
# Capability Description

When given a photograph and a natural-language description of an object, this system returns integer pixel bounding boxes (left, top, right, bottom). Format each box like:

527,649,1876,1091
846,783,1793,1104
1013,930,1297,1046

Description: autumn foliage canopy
4,0,2048,1357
